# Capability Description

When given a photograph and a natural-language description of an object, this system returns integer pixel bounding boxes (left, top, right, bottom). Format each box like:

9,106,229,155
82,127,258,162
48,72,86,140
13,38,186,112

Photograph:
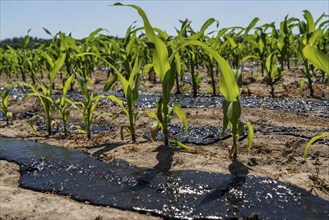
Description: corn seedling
75,73,103,139
221,69,254,159
114,3,194,151
105,56,143,142
53,74,75,137
0,84,13,125
297,10,328,96
304,133,329,158
24,52,66,136
264,53,286,97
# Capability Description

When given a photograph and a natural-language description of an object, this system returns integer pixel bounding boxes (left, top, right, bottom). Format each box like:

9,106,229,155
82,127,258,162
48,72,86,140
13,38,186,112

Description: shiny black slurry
35,121,116,134
135,93,329,112
3,88,329,111
259,126,329,145
1,137,328,219
143,125,243,145
143,125,328,146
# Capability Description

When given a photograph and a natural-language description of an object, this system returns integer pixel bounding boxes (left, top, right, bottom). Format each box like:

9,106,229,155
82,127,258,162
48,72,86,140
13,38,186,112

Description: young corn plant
221,69,254,159
171,38,255,159
264,53,286,97
0,84,13,125
53,74,75,137
302,39,329,156
76,50,142,142
277,15,299,70
24,52,66,136
105,56,143,142
297,10,328,96
114,3,193,151
75,73,103,139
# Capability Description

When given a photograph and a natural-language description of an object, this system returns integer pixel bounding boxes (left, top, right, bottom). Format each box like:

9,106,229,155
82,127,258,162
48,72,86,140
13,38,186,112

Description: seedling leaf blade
304,133,329,158
246,122,254,152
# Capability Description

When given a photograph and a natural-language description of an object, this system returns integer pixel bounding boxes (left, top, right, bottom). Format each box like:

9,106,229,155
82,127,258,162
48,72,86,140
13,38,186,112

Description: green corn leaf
304,133,329,158
303,44,329,75
173,103,188,136
87,76,96,89
114,3,170,81
50,52,66,86
245,17,259,37
90,95,102,119
271,65,278,81
300,79,305,96
156,98,163,122
234,69,242,90
315,13,326,27
221,100,231,137
162,69,175,103
126,86,133,112
308,29,322,46
172,139,196,152
195,71,201,89
303,10,315,33
2,92,10,108
174,53,182,78
265,53,273,72
151,121,160,140
231,101,241,126
76,52,124,93
104,74,118,92
86,28,104,42
40,51,54,68
28,115,43,134
76,74,89,100
144,110,158,120
142,64,153,73
129,56,139,87
154,28,170,40
42,27,53,37
206,85,213,94
134,110,144,123
238,121,245,137
226,35,237,49
22,35,30,48
132,75,141,104
116,70,130,97
246,122,254,152
61,74,74,106
189,18,215,40
171,39,239,101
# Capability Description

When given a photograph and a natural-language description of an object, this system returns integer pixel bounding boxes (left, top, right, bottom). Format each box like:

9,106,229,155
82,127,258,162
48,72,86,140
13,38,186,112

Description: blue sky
1,0,328,40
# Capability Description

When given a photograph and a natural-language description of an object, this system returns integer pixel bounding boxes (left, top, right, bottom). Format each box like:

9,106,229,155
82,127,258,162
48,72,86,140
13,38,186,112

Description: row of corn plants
1,11,328,97
0,4,328,159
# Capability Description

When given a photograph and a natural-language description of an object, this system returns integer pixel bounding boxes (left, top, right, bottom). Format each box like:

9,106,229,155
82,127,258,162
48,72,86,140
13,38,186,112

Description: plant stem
232,134,238,159
190,58,197,97
209,62,216,96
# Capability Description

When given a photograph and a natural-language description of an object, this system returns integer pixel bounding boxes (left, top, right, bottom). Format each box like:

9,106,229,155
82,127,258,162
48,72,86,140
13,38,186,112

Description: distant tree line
0,37,53,49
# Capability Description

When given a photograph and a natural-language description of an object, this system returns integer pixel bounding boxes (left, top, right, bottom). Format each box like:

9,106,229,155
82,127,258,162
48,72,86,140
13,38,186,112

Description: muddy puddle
1,137,328,219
